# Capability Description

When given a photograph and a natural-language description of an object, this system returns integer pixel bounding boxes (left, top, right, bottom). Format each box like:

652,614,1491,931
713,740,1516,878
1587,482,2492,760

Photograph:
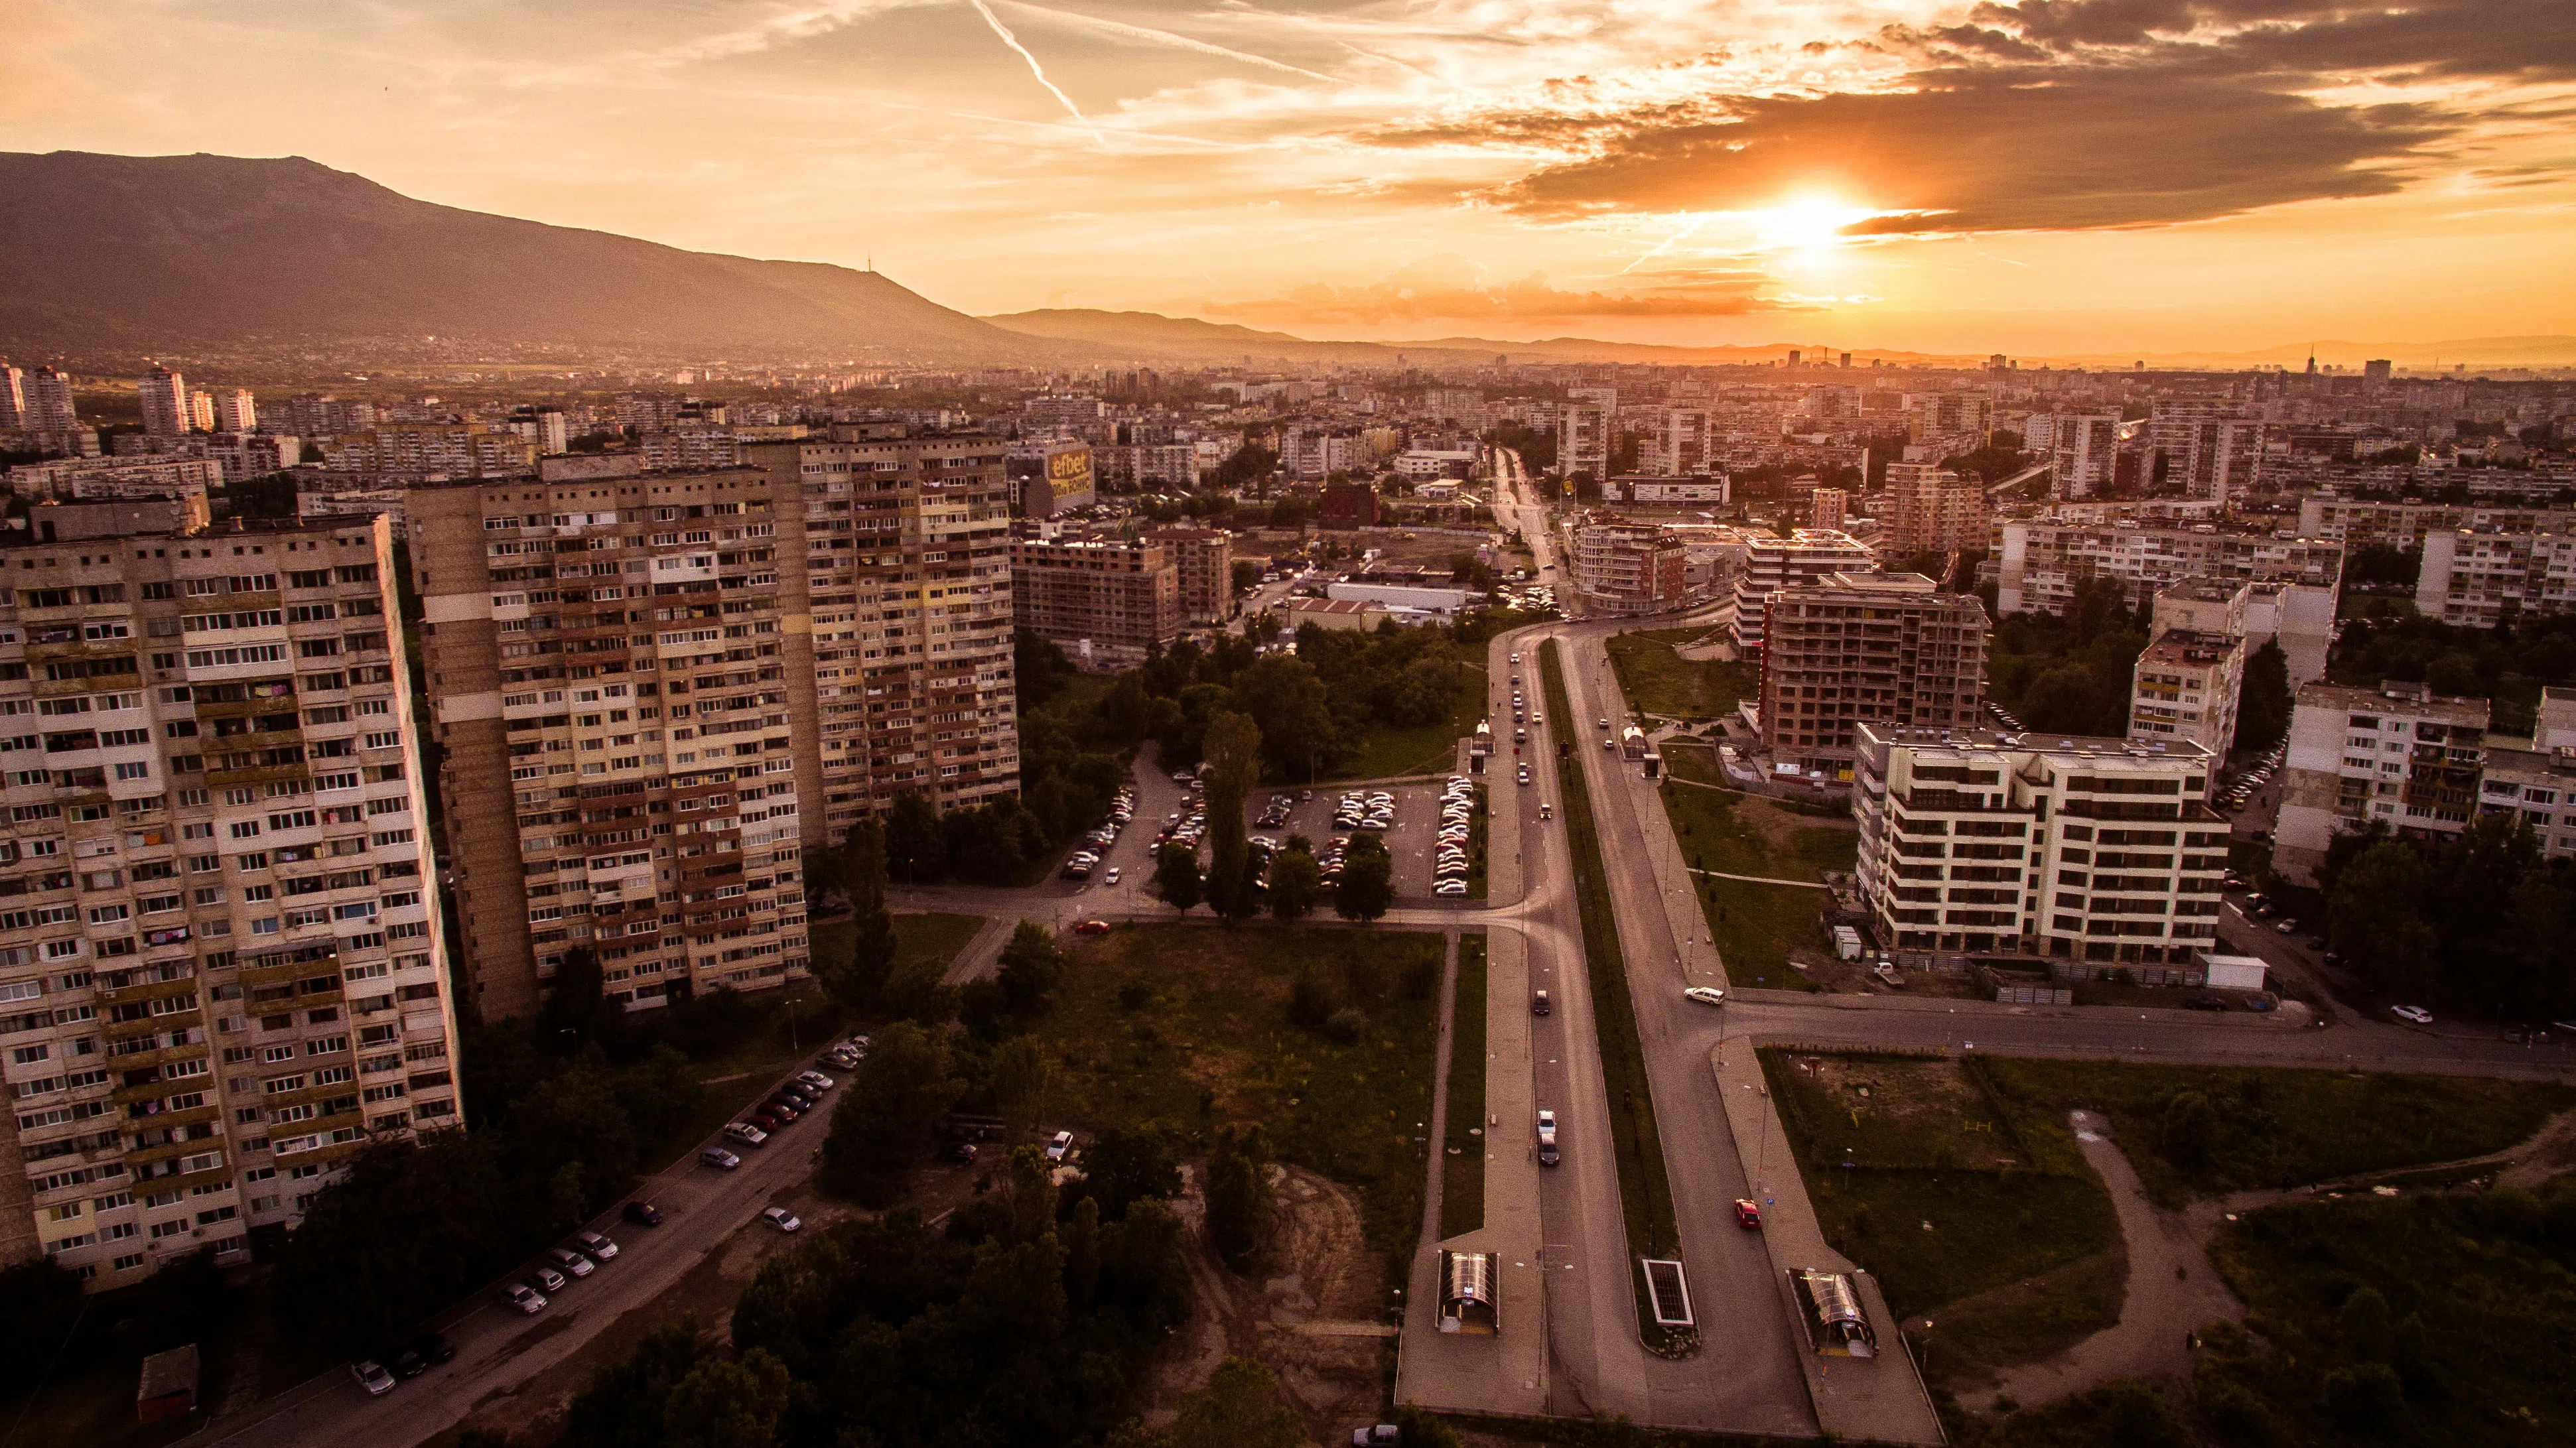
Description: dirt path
1958,1112,2243,1414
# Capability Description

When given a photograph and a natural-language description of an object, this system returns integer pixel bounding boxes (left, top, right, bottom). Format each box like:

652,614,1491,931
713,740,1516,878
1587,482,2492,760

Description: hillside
0,151,1089,365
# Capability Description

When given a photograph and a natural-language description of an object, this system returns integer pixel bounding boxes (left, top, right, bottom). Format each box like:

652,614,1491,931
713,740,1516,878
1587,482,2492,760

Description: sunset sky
5,0,2572,358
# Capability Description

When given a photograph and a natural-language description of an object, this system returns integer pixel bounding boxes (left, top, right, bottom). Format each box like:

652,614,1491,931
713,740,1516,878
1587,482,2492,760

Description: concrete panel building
1010,536,1182,665
1759,573,1988,779
1150,525,1234,625
0,515,459,1287
2272,680,2488,885
1851,724,2224,962
1880,463,1988,556
2413,528,2576,627
1729,529,1877,651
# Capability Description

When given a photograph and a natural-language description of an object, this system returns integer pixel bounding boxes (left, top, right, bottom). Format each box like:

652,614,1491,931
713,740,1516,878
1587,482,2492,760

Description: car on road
1532,990,1551,1016
2275,919,2297,935
1597,718,1608,730
389,1332,453,1379
623,1200,664,1227
724,1122,770,1148
352,1360,396,1396
545,1246,595,1278
2391,1004,2434,1025
573,1230,618,1261
1536,1110,1560,1167
700,1146,743,1171
823,1048,860,1071
1046,1130,1075,1161
795,1071,836,1092
532,1266,568,1293
1075,919,1112,935
1734,1199,1762,1230
761,1207,803,1234
504,1283,548,1314
1517,768,1531,785
1683,986,1728,1007
1104,867,1121,885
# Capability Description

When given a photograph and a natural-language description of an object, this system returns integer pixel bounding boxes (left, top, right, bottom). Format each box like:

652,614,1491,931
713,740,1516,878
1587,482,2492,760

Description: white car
2390,1004,2433,1025
545,1245,595,1278
573,1230,618,1262
1103,867,1120,885
352,1360,395,1397
503,1283,548,1315
1684,986,1728,1008
1434,880,1469,895
795,1070,836,1092
1046,1130,1075,1161
760,1207,803,1233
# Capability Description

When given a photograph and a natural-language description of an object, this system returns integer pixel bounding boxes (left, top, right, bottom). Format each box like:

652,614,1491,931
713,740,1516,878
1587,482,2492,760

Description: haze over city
7,0,2573,359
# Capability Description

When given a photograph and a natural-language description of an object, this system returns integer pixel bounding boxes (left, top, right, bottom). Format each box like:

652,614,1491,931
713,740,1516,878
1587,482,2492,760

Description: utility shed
2201,953,2270,992
137,1343,199,1423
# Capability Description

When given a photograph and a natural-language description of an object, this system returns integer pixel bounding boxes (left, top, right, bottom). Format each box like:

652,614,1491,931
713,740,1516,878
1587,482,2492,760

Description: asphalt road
199,1059,841,1448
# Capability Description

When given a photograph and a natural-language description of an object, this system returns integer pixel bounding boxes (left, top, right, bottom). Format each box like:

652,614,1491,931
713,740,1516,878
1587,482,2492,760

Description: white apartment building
1729,529,1877,651
2149,399,2259,503
2023,413,2119,497
139,368,190,439
2294,496,2571,552
2273,680,2488,884
1851,724,2225,964
0,515,459,1287
2413,528,2576,627
1557,403,1610,480
1994,519,2342,680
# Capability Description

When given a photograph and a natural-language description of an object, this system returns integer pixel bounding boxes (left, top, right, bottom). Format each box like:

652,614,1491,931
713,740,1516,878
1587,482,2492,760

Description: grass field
1327,660,1489,781
1975,1057,2575,1207
1607,627,1759,722
1040,923,1445,1282
1658,749,1852,990
1762,1050,2118,1324
1442,935,1489,1239
1542,641,1687,1350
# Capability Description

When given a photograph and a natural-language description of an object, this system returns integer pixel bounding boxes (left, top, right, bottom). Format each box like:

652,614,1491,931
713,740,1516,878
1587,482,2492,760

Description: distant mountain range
3,151,2569,373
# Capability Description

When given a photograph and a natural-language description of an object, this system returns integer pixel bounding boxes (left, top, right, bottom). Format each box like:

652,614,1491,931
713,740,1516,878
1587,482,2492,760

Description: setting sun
1748,196,1877,256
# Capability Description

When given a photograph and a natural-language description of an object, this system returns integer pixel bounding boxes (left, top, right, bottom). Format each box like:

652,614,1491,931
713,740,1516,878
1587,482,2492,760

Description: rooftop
2139,629,2240,667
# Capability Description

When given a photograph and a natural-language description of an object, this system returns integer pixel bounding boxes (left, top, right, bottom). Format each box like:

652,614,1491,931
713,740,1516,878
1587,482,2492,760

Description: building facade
1852,724,2224,962
1729,529,1877,651
1880,463,1988,556
1010,536,1182,663
1150,526,1234,625
2272,680,2488,884
1759,573,1988,779
1557,403,1609,480
2413,527,2576,627
139,368,190,439
0,516,460,1288
1570,517,1689,614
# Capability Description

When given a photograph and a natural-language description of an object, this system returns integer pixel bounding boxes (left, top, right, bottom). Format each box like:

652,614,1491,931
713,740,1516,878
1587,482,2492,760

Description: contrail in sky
1004,1,1337,84
967,0,1106,147
1618,216,1706,276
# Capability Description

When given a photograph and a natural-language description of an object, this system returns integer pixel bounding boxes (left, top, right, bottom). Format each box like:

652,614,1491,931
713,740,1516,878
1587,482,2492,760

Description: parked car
532,1266,568,1293
1353,1427,1401,1447
1103,867,1121,885
947,1140,981,1164
2391,1004,2434,1025
409,1330,456,1366
503,1283,548,1315
1075,919,1112,935
761,1098,801,1123
1433,880,1470,896
1734,1199,1763,1230
545,1246,595,1278
1683,986,1728,1007
700,1146,743,1171
352,1360,396,1396
1532,990,1552,1016
1536,1109,1560,1167
795,1071,836,1092
573,1231,618,1262
724,1122,770,1148
623,1200,664,1227
1046,1130,1075,1161
760,1207,803,1234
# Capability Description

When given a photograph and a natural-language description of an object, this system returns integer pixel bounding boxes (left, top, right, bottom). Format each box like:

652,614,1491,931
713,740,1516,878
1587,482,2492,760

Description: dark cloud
1209,265,1790,325
1966,0,2576,79
1492,70,2448,231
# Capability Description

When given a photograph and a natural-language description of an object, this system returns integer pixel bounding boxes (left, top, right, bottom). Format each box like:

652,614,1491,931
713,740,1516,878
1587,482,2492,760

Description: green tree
663,1348,792,1448
1170,1358,1306,1448
1228,654,1341,779
1267,846,1321,921
2327,842,2439,998
1200,710,1263,920
559,1316,713,1448
819,1020,963,1207
1335,832,1394,922
1154,841,1203,915
1395,1406,1463,1448
1081,1127,1182,1220
1063,1195,1103,1308
542,946,608,1044
2233,638,2293,752
829,817,897,1014
995,919,1064,1016
884,792,944,882
1203,1125,1274,1270
990,1033,1054,1138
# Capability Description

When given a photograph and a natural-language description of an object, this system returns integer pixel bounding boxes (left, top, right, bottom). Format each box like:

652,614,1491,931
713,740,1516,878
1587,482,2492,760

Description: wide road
200,1057,842,1448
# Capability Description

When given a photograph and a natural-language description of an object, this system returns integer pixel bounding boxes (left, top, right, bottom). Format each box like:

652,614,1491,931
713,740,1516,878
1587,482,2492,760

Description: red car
1734,1199,1762,1230
1074,919,1112,935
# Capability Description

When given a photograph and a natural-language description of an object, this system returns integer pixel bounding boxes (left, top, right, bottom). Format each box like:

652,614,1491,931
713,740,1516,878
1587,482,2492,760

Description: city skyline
5,0,2572,359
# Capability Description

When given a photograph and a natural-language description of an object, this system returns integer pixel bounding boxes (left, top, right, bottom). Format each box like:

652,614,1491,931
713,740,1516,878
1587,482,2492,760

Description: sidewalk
1710,1043,1946,1447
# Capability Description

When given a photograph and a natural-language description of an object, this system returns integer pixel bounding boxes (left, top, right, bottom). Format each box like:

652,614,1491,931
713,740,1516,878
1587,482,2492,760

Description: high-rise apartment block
2413,527,2576,627
1809,488,1848,530
0,516,459,1288
2023,413,2118,497
1557,403,1609,480
1993,520,2343,681
2295,495,2569,552
411,439,1018,1021
2273,679,2488,884
1569,517,1690,614
1010,536,1182,663
212,389,257,436
1881,463,1988,555
1149,526,1233,625
2147,399,2258,503
23,368,78,434
1760,573,1987,779
2127,579,2248,759
0,364,23,429
1852,724,2224,962
139,368,190,439
1729,529,1876,651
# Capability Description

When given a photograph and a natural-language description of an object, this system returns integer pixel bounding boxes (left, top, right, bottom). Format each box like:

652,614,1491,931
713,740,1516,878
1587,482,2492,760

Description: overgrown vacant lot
1040,923,1445,1278
1661,750,1856,990
1607,627,1757,722
1975,1057,2575,1207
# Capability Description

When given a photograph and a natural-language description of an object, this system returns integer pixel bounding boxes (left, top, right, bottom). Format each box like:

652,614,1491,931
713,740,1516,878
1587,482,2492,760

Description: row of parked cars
2221,743,2287,812
1432,777,1479,896
1332,789,1398,832
707,1053,852,1163
1063,786,1140,880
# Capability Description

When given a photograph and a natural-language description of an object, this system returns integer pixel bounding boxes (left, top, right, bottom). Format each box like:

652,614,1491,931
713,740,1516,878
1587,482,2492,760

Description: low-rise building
1605,474,1729,505
1283,596,1387,632
1851,724,2225,962
2273,680,2489,884
1759,573,1988,779
1318,482,1379,530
